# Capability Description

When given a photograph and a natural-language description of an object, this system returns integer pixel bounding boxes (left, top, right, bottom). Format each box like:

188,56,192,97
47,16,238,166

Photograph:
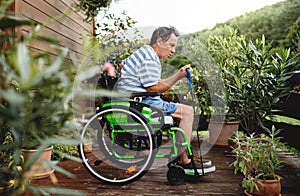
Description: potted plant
1,33,74,175
0,6,80,194
227,131,246,153
207,28,296,136
207,109,240,146
231,126,283,195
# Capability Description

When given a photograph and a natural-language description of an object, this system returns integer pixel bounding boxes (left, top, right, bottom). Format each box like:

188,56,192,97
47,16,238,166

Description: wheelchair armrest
129,92,159,98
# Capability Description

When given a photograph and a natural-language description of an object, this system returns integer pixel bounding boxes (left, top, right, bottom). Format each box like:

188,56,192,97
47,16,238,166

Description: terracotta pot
208,121,239,146
21,146,54,179
244,176,281,196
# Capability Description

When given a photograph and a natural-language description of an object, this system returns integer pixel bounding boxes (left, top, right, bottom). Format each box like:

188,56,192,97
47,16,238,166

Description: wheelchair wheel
79,105,157,184
167,165,186,185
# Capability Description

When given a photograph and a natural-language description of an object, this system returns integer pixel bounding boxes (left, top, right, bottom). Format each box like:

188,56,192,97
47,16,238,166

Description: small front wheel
167,165,186,185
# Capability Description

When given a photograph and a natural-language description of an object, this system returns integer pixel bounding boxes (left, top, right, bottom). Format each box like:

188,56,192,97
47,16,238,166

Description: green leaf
0,89,25,105
266,115,300,126
28,186,86,196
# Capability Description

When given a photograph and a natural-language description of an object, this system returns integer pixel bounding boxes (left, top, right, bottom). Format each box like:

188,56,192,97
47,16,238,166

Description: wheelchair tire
79,105,157,185
167,165,186,185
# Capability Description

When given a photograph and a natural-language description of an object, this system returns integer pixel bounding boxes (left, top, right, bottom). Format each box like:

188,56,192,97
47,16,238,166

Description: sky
107,0,285,34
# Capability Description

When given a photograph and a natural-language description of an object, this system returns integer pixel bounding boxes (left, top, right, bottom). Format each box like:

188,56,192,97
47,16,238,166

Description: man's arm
146,65,192,94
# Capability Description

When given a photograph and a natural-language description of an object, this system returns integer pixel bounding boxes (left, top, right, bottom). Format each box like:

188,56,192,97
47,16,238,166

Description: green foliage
282,17,300,52
282,17,300,71
1,38,74,149
205,28,244,120
52,144,79,161
162,53,191,70
226,0,300,47
175,36,225,120
78,3,143,76
96,10,140,43
75,0,113,23
175,1,300,122
267,114,300,126
0,130,15,190
190,68,211,117
75,0,141,74
0,4,82,195
207,29,296,133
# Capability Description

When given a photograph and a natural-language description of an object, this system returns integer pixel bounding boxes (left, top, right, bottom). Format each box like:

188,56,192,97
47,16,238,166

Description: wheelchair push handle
186,68,193,89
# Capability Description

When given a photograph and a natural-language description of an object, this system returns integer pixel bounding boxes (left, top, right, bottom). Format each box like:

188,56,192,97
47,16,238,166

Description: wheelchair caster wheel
167,165,185,185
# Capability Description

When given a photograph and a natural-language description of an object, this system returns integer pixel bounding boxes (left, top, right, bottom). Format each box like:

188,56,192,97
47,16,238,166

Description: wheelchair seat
160,116,174,125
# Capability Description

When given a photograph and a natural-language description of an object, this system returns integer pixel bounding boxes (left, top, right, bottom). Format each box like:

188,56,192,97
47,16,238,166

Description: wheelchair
78,70,215,185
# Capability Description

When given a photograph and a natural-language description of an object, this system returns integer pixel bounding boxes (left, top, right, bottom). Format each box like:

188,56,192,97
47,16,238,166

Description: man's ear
156,37,163,46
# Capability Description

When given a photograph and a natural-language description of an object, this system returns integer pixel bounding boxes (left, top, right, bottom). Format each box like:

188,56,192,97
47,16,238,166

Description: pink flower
103,62,116,77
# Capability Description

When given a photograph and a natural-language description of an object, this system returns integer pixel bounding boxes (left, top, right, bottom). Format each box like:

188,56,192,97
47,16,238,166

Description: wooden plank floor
25,140,300,196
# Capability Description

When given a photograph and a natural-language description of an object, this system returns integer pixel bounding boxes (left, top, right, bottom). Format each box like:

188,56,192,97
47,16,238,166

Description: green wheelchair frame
78,71,215,185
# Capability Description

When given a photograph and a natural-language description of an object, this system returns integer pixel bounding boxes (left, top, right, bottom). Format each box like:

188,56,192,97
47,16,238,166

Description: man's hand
179,64,193,78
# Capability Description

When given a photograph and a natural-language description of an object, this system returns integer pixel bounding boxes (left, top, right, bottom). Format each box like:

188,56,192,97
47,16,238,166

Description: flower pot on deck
208,121,239,146
21,146,54,179
243,176,281,196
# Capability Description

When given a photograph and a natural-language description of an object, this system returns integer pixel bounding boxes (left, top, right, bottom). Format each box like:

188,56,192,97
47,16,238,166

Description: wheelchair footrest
167,163,216,185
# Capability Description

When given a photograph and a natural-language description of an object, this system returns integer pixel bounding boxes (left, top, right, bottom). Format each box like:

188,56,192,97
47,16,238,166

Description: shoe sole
178,160,212,169
184,165,216,175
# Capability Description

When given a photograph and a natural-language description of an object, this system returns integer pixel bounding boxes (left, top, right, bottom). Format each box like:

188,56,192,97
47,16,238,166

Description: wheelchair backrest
95,73,167,127
97,73,118,90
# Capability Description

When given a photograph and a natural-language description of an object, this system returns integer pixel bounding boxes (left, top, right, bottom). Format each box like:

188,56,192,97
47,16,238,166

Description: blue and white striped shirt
116,45,161,93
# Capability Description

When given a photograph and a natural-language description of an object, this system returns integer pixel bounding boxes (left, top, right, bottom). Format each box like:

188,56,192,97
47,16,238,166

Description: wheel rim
79,106,156,184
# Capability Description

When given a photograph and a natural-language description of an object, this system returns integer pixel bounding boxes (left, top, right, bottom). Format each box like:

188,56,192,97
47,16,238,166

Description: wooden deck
25,140,300,196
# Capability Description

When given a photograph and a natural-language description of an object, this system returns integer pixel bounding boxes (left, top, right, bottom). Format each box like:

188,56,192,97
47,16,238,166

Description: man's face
157,33,178,59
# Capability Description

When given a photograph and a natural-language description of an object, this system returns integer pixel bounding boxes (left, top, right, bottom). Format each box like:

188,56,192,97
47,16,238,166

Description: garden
1,0,300,195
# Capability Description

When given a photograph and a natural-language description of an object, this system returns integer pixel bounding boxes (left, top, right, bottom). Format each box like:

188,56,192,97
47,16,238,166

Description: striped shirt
116,45,161,93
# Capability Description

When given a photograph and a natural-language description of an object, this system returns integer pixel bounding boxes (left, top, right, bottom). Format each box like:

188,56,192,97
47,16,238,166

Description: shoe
192,155,212,167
